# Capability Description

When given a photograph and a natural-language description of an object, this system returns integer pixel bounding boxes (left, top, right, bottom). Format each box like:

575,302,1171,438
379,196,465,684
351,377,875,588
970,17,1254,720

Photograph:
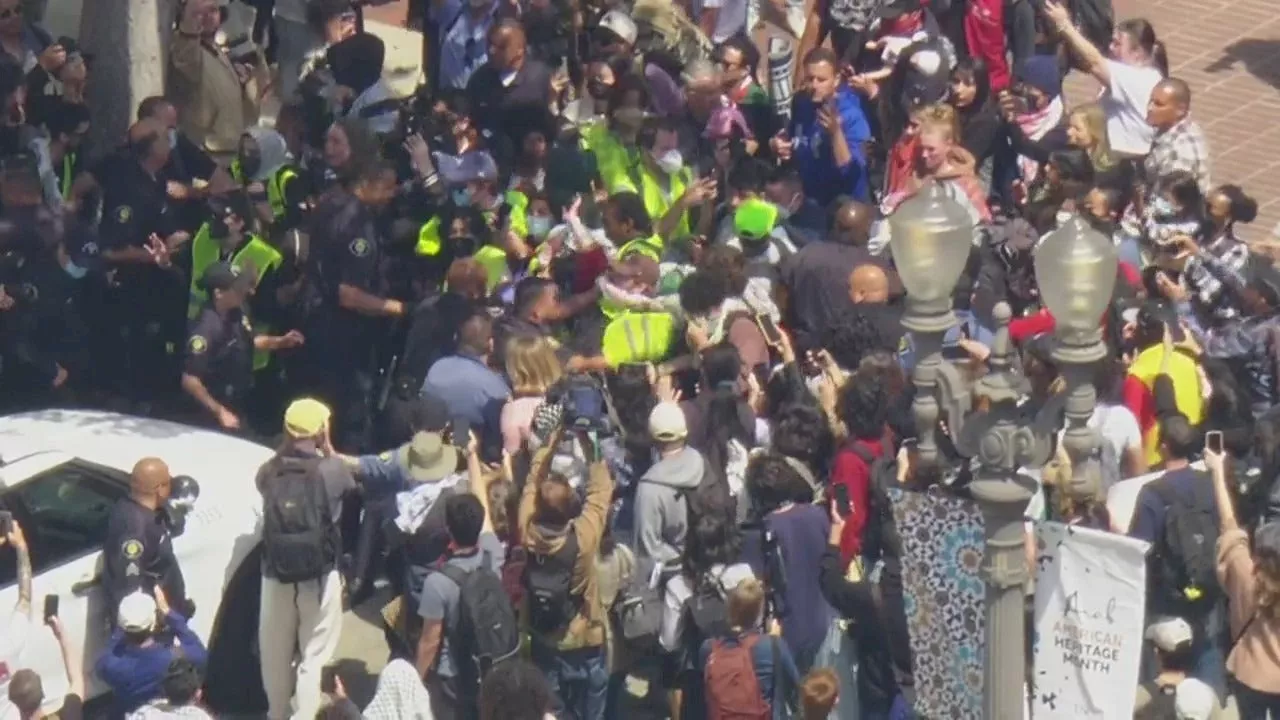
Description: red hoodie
830,437,889,565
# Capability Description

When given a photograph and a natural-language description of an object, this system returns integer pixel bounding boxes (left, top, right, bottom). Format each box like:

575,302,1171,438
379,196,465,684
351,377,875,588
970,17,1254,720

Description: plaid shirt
1145,117,1212,192
1185,233,1250,323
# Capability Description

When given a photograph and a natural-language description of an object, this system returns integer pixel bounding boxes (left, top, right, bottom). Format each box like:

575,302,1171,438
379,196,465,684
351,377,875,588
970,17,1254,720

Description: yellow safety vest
615,162,694,239
414,194,530,291
230,159,245,185
1127,345,1206,467
187,224,284,370
59,152,76,199
599,235,666,320
584,124,635,193
266,167,298,222
601,311,677,368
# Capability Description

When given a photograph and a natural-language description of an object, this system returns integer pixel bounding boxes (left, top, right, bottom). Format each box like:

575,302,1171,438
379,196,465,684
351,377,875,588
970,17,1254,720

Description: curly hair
824,313,891,371
770,403,834,476
684,506,744,589
837,373,889,442
745,452,814,515
479,660,554,720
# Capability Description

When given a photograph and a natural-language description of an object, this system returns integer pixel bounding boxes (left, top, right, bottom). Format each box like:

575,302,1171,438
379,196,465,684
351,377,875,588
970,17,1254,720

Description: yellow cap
283,397,331,438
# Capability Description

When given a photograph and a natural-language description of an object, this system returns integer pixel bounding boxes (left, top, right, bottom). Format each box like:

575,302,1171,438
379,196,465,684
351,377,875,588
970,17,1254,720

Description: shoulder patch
378,451,393,462
115,206,132,223
349,237,370,257
189,335,208,354
122,538,144,560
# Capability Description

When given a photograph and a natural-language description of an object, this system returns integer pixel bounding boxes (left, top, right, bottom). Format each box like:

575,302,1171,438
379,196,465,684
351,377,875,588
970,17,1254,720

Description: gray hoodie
634,446,707,565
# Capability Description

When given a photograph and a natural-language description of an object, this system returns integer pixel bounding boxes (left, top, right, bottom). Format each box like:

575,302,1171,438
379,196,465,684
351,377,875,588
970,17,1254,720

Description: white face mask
655,149,683,175
167,128,178,149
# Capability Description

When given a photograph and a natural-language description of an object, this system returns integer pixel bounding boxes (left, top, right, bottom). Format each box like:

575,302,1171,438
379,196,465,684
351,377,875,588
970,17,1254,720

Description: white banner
1032,522,1150,719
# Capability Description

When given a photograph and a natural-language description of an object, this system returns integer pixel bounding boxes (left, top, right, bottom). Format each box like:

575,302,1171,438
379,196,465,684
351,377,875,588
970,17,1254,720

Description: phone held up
1205,430,1223,455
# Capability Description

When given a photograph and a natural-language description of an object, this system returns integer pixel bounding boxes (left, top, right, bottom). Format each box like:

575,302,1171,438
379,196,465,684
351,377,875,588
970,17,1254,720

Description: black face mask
587,80,612,100
449,234,479,258
238,152,262,178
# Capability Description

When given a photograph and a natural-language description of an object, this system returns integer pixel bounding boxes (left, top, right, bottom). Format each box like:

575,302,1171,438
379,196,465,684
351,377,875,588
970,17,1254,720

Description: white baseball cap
1145,616,1194,652
599,10,638,46
648,402,688,442
117,591,158,633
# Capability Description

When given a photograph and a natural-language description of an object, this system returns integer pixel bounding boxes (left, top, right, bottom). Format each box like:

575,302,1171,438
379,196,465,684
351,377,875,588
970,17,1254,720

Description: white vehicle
0,409,273,717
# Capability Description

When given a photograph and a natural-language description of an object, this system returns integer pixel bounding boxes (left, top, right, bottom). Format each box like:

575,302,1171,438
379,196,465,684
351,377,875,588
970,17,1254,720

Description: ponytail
1151,40,1169,77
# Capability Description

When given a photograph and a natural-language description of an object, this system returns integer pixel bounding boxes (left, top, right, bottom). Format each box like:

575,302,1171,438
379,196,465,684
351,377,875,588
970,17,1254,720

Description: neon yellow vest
601,311,676,368
615,162,694,239
59,152,76,199
230,159,245,185
267,167,298,222
187,224,284,370
585,124,635,193
414,195,531,291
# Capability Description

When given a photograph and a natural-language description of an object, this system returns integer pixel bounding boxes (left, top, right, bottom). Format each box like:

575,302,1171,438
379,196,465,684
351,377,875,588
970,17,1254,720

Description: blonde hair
505,335,562,396
916,103,959,144
800,668,839,720
1069,104,1117,171
726,577,765,630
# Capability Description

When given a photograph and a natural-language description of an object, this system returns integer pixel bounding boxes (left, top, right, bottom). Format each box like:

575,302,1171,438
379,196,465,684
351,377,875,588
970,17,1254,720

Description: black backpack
260,457,339,584
438,551,521,688
525,530,582,633
852,441,901,566
1150,479,1221,615
681,573,731,669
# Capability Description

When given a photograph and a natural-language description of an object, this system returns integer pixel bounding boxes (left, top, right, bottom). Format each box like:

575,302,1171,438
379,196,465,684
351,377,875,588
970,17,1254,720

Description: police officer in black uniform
181,262,305,432
91,119,190,413
102,457,190,624
297,159,404,452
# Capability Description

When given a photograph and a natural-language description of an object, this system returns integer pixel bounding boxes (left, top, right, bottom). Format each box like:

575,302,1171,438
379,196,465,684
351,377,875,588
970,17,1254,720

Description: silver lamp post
892,198,1118,718
889,181,977,467
1034,213,1120,499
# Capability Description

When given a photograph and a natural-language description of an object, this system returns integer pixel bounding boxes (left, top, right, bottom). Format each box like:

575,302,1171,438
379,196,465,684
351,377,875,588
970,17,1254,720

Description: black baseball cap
199,261,254,293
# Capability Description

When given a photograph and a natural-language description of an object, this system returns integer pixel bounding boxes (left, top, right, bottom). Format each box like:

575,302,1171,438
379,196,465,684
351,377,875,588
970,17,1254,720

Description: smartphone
451,418,470,448
757,315,785,347
833,484,852,517
43,594,58,623
1206,430,1224,455
320,666,338,694
0,511,11,536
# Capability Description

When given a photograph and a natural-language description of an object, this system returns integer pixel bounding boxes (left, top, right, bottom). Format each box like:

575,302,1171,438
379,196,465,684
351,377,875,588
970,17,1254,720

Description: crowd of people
2,0,1280,717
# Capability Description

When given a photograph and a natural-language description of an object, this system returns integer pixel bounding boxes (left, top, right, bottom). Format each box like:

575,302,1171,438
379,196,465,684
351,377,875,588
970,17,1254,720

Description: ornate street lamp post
891,195,1119,718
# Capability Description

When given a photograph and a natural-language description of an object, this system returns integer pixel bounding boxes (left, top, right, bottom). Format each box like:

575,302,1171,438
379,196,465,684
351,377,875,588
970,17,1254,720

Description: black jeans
1235,680,1280,719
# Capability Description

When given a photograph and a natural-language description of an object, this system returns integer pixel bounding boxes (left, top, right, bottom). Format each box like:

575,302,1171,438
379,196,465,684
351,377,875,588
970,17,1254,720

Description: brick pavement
1065,0,1280,243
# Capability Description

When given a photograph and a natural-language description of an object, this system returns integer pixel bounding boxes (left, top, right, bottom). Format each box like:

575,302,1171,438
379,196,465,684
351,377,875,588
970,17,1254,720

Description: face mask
528,216,552,239
1054,210,1073,227
587,80,611,100
452,187,472,207
450,234,479,257
167,128,178,149
655,149,683,175
238,153,262,178
1151,196,1175,216
62,259,87,279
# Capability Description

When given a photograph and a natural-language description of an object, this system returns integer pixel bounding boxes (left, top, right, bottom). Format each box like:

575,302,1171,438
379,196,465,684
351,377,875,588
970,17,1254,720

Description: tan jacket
168,33,260,156
1217,527,1280,694
519,443,615,651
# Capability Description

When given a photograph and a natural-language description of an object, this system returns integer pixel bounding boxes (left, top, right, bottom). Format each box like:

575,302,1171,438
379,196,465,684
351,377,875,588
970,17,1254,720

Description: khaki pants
258,569,344,720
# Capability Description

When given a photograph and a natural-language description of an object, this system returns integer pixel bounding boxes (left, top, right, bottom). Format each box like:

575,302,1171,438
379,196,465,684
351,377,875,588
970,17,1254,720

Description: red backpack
704,633,773,720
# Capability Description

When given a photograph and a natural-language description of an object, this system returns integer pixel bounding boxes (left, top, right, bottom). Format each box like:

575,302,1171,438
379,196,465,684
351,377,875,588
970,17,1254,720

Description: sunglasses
0,6,22,18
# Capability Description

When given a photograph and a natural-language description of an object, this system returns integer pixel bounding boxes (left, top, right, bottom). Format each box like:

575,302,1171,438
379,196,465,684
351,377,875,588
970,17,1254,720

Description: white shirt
0,608,34,720
1089,402,1143,461
700,0,749,43
659,563,756,652
1100,59,1163,155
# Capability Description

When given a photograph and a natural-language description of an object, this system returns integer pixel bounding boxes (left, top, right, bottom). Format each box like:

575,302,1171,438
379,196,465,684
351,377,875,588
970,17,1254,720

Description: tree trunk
79,0,173,148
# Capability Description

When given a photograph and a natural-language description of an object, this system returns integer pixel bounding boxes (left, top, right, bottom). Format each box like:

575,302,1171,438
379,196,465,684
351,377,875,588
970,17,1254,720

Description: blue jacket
788,87,872,205
96,612,208,713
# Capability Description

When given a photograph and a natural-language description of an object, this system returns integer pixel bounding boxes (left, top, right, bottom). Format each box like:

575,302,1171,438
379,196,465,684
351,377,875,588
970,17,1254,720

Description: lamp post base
902,299,958,335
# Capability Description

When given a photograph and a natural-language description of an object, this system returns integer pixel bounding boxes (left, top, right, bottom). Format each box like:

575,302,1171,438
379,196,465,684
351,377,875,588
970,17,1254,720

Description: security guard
92,118,189,411
579,254,676,370
182,262,304,432
413,152,529,291
232,128,306,231
102,457,189,624
298,159,404,452
612,116,703,239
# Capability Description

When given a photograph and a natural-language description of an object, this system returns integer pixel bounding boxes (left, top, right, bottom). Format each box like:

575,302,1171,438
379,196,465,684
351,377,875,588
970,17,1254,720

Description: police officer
103,457,189,624
92,118,190,412
182,262,304,432
298,159,405,452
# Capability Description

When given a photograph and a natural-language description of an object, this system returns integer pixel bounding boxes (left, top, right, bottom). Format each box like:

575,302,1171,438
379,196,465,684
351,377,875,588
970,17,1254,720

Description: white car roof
0,409,273,510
